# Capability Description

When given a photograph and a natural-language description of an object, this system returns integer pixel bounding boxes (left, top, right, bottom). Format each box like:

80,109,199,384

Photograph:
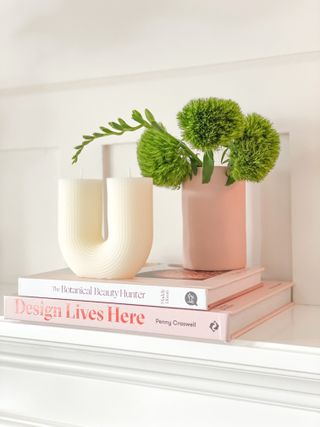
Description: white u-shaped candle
58,178,153,279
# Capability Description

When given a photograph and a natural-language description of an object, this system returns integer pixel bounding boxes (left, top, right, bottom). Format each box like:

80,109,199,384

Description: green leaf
118,118,131,129
202,150,214,183
83,135,92,140
145,108,155,123
74,145,82,149
108,122,123,131
150,121,163,131
132,110,144,124
100,126,112,134
93,132,104,137
221,147,229,164
226,175,236,186
190,158,198,176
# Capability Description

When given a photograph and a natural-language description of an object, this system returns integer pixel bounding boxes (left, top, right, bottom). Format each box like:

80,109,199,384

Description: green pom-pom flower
177,98,245,150
137,127,192,189
228,113,280,182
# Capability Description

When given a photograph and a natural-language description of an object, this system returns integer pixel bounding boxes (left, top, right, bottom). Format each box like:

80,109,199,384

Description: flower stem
179,139,202,166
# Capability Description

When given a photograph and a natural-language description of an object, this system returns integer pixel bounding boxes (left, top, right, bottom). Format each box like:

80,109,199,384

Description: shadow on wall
247,133,292,281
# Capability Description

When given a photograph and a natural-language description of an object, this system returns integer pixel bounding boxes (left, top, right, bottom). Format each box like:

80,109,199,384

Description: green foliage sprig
72,109,163,164
73,108,202,188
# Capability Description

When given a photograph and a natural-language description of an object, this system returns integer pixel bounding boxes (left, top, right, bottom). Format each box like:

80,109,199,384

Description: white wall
0,0,320,304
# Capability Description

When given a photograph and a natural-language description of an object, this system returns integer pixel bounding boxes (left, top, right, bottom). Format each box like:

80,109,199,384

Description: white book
18,265,264,310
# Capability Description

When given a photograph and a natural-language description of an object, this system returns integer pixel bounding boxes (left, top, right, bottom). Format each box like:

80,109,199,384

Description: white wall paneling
248,133,292,282
0,147,63,285
0,2,319,305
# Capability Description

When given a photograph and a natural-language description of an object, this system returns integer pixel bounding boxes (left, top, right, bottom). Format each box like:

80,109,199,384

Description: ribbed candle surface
58,178,153,279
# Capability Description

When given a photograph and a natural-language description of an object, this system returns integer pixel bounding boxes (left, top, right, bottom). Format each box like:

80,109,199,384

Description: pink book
18,265,263,311
5,281,293,341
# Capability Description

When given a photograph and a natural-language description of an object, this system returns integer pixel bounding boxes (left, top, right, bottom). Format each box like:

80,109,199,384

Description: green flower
228,113,280,182
137,127,192,189
177,98,245,150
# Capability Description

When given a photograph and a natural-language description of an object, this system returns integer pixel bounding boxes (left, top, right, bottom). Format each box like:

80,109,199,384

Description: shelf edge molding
0,334,319,413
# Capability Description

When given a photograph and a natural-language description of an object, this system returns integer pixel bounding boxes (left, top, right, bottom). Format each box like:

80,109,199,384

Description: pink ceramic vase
182,166,246,271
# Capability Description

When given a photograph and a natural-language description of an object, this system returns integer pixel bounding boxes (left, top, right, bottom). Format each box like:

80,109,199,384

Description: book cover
6,281,293,341
18,266,263,310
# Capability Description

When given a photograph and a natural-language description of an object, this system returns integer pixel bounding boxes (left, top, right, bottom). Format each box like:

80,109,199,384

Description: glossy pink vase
182,166,246,271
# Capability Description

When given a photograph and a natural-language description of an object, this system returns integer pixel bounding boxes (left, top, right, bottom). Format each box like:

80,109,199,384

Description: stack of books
4,265,293,341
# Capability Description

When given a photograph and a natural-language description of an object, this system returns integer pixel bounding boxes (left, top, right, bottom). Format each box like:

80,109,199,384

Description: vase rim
196,165,227,170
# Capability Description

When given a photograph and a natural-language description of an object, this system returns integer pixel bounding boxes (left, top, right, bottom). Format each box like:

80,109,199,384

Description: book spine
4,296,229,341
18,278,208,310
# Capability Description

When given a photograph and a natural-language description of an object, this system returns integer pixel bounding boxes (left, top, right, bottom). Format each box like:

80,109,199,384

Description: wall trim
0,411,79,427
1,50,319,97
0,146,59,153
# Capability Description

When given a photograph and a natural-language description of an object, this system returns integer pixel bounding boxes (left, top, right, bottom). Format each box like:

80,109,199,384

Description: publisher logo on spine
209,321,219,333
185,291,198,306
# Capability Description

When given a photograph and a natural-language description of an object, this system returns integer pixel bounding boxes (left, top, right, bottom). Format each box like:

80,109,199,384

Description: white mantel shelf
0,305,320,426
